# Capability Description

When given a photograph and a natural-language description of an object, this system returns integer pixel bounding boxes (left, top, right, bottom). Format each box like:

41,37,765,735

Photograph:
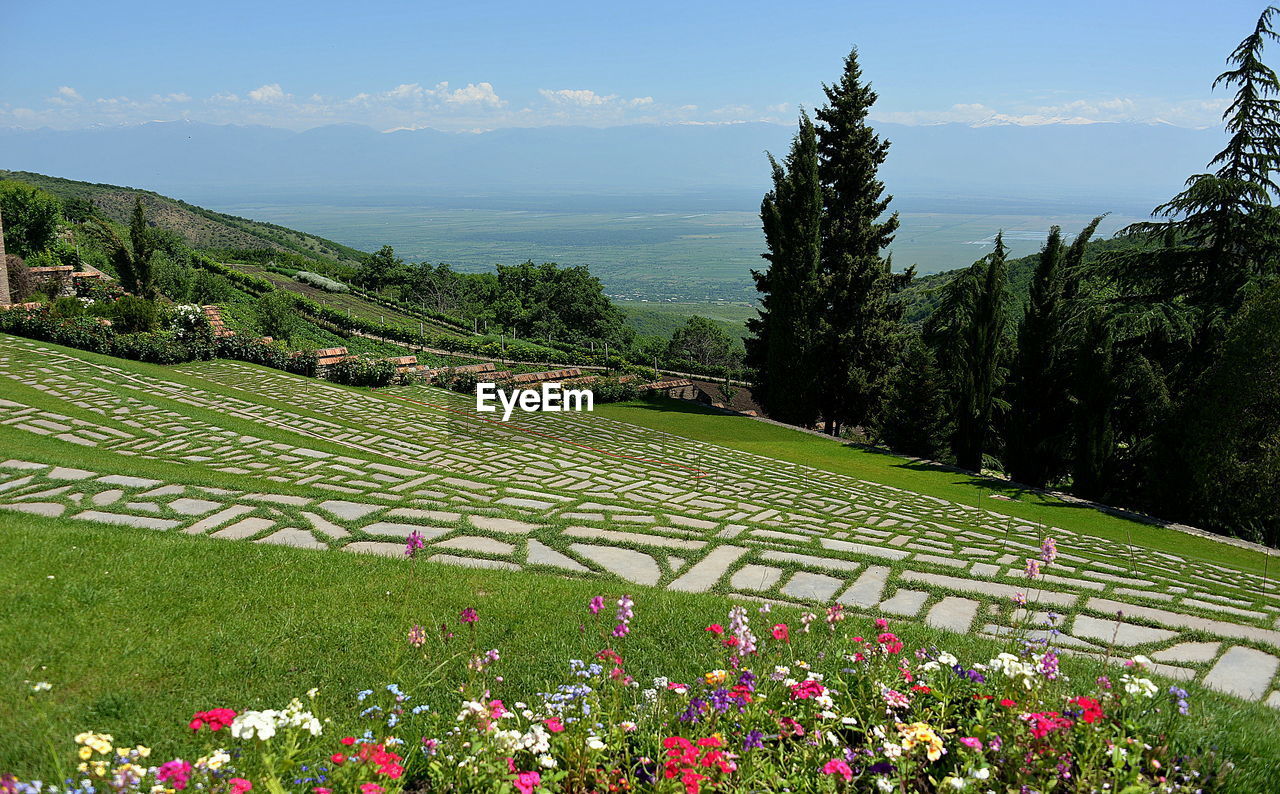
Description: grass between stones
3,514,1279,791
4,333,1280,714
596,399,1274,576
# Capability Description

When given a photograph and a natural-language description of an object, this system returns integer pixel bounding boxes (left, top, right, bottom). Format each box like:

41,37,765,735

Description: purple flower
407,624,426,648
459,607,478,624
1169,686,1190,715
679,697,706,723
1038,651,1060,680
1024,558,1042,579
1040,536,1058,565
404,530,426,558
588,596,605,615
612,595,634,638
743,730,765,750
736,670,757,691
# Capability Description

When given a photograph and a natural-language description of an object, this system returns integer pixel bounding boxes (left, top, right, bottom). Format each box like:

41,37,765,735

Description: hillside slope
0,169,367,268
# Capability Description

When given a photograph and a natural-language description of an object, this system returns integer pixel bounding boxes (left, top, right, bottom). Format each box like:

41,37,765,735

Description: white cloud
871,97,1230,128
540,88,617,106
57,86,81,102
248,83,287,103
440,82,504,106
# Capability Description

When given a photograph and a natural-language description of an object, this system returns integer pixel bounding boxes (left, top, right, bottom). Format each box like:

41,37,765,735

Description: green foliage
813,48,914,433
189,270,239,304
587,376,640,403
60,195,97,224
0,305,215,364
106,295,160,334
1162,280,1280,543
5,255,36,303
926,234,1012,472
255,290,301,341
85,197,159,297
747,112,823,427
357,244,407,291
328,355,397,387
1004,221,1102,486
491,260,631,347
873,331,950,461
0,180,62,257
666,315,740,371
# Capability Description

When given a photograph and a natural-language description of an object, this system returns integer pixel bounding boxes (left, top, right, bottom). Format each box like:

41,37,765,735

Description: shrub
328,356,397,387
446,370,479,394
255,291,301,341
189,271,239,305
589,377,640,403
109,296,161,334
48,297,86,319
296,270,350,293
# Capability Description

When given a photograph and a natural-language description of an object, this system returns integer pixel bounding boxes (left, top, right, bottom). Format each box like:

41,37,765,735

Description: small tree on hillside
0,181,62,258
873,331,950,461
87,197,159,297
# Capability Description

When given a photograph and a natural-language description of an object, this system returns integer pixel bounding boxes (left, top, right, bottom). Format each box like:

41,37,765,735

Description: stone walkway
2,335,1280,707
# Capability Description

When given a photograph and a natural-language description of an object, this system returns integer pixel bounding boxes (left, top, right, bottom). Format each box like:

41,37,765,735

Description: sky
1,0,1272,132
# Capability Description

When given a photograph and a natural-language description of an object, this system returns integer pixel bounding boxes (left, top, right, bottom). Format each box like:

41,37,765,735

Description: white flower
492,729,523,753
30,682,52,692
230,711,279,741
642,689,657,702
921,661,941,672
943,776,966,790
882,743,903,759
586,735,606,751
1122,675,1158,698
521,725,551,755
538,754,558,769
876,778,894,793
973,768,991,780
196,750,231,771
652,677,669,688
937,652,958,666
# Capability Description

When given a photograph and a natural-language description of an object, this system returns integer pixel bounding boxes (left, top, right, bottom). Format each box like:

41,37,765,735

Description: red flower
789,679,825,700
822,759,853,782
705,624,724,635
1070,696,1105,724
330,753,346,765
721,637,739,648
771,623,789,642
340,737,356,746
911,685,932,694
188,709,237,732
1000,699,1017,708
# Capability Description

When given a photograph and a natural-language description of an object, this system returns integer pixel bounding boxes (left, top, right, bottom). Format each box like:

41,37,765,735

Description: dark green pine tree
872,331,950,461
1117,5,1280,317
926,234,1012,473
746,112,824,427
1004,217,1103,486
1070,309,1118,501
814,47,912,434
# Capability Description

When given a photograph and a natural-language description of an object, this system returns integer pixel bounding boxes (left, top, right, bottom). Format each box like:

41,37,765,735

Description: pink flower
821,759,853,782
157,760,192,791
1024,558,1041,579
588,596,605,614
360,785,385,794
459,608,478,624
883,689,910,708
959,737,983,750
789,679,825,700
874,617,889,629
544,716,565,733
771,623,789,642
705,624,724,635
514,771,541,794
229,781,252,794
404,530,425,558
407,624,426,648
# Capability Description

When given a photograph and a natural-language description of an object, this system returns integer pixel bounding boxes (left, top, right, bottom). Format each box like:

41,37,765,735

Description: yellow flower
704,670,727,686
79,746,93,761
135,746,151,758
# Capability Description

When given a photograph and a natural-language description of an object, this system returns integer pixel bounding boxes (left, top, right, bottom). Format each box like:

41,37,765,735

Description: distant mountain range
0,120,1223,212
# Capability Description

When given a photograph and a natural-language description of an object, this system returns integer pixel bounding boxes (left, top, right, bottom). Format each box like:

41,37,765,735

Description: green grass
596,398,1274,576
618,301,756,341
2,514,1277,790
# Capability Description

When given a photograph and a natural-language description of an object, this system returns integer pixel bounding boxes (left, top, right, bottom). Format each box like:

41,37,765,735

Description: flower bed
7,560,1217,794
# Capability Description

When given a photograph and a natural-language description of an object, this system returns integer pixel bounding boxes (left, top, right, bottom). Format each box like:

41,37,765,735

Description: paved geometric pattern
2,334,1280,705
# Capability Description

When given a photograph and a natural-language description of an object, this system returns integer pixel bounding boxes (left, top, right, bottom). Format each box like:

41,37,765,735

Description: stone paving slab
436,536,516,556
527,539,590,572
1152,641,1221,664
730,564,783,592
1072,614,1180,646
668,545,749,593
879,589,930,617
72,510,180,531
1202,646,1280,701
570,543,661,586
926,596,980,632
256,528,327,550
837,565,890,608
211,517,275,539
428,554,520,571
780,571,844,602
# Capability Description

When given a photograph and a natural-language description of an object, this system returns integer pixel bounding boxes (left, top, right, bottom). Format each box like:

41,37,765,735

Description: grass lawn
2,514,1278,790
597,398,1274,576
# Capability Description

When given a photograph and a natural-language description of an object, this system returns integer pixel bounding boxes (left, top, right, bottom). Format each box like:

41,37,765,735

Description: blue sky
1,0,1271,131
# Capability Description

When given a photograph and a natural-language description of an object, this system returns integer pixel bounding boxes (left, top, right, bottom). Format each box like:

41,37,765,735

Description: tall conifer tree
746,112,823,426
1005,217,1103,486
813,47,912,434
926,234,1011,472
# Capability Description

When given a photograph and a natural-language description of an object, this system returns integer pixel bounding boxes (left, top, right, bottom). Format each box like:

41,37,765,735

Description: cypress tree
1005,217,1103,486
746,112,823,426
1070,309,1117,501
873,331,950,461
926,233,1011,472
88,196,157,297
814,47,912,434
